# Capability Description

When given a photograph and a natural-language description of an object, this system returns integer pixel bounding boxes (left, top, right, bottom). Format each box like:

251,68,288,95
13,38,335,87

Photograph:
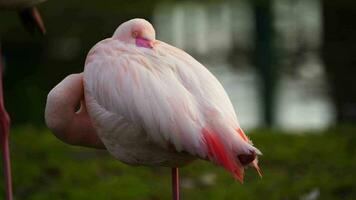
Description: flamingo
0,1,46,199
45,18,262,199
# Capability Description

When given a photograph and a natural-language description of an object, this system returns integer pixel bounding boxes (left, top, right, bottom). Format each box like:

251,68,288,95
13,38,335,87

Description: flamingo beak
18,6,46,35
135,37,154,49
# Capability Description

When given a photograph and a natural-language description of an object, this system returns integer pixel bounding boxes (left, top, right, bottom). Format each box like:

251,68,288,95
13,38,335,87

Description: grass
0,125,355,199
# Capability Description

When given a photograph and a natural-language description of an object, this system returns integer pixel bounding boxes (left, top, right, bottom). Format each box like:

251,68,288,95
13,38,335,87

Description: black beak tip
18,7,46,35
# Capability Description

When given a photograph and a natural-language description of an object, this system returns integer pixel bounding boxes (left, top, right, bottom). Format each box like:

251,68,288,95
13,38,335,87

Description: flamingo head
113,18,156,49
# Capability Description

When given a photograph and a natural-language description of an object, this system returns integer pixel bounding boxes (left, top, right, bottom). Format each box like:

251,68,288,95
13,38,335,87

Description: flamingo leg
171,167,180,200
0,44,13,200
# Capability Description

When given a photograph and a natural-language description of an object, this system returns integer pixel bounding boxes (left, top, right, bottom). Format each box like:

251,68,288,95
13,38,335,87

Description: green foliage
0,125,355,199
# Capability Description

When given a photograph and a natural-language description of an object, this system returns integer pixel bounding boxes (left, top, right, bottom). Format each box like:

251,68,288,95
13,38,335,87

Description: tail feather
202,128,244,182
236,128,248,142
237,127,263,174
251,160,263,178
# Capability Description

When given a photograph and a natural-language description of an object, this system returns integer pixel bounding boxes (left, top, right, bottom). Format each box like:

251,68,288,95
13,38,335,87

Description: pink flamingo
0,1,46,199
45,18,262,200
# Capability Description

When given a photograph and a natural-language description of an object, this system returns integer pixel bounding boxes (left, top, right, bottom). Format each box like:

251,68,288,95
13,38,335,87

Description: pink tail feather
202,128,243,182
236,128,248,142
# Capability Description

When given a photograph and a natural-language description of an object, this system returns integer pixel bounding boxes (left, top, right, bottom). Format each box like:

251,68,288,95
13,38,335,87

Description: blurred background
0,0,355,199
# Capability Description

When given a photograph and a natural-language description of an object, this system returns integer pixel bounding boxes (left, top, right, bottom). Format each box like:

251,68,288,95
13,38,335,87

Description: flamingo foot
171,167,179,200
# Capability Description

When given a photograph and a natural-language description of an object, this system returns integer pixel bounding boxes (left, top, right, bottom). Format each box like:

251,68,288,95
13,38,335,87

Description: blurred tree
322,0,356,123
253,0,276,126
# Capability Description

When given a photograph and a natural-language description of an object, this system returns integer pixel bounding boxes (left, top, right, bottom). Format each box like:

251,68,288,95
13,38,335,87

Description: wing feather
84,40,206,155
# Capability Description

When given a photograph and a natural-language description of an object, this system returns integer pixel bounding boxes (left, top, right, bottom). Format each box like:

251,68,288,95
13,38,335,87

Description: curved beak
18,6,46,35
135,37,154,49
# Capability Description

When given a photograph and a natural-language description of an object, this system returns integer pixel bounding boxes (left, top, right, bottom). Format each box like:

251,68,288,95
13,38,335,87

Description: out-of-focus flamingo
45,18,262,200
0,0,46,34
0,1,46,199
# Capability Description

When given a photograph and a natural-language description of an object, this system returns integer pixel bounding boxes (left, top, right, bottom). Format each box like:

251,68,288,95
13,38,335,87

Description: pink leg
0,45,13,200
171,167,179,200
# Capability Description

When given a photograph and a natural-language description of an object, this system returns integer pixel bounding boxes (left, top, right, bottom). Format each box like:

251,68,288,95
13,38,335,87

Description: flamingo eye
132,31,139,38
